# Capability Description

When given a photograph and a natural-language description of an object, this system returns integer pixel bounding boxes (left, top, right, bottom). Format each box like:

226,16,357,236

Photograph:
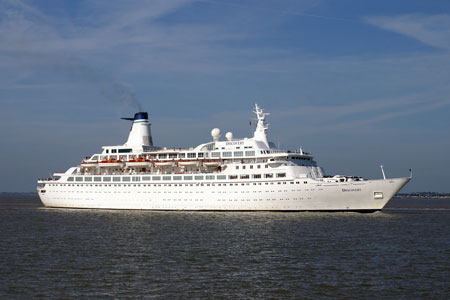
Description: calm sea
1,194,449,299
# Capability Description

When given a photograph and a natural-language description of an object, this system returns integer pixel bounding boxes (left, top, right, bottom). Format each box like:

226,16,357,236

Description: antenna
380,165,386,180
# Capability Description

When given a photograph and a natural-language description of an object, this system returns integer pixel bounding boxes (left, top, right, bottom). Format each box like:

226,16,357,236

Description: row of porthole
47,181,308,187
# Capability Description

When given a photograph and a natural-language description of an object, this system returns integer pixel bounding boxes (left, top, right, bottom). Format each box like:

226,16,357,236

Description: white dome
225,132,233,141
211,128,221,141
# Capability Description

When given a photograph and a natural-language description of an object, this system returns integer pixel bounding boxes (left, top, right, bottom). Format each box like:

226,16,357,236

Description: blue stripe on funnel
134,112,148,120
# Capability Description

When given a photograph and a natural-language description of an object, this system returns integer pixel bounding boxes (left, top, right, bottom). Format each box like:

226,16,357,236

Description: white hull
38,177,409,211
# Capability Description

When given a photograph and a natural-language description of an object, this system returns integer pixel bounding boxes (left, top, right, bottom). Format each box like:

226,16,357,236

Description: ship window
264,174,273,178
187,153,196,158
106,149,109,153
265,165,268,168
217,175,226,180
158,154,167,159
242,166,246,170
195,175,204,180
206,175,215,180
211,152,220,158
257,165,261,169
245,151,255,156
67,177,74,182
236,166,239,170
252,174,261,179
277,173,286,178
229,175,238,179
142,176,151,181
113,177,120,182
169,153,177,159
173,176,182,180
76,177,83,182
132,176,140,182
103,177,111,182
250,165,253,169
198,153,204,158
112,149,117,153
118,149,132,153
222,152,232,157
91,155,99,160
153,176,161,181
122,177,130,182
234,151,243,157
163,176,171,180
184,176,193,180
179,153,186,158
240,175,249,179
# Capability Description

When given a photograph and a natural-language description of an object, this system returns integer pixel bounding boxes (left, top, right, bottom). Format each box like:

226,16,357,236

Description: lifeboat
178,160,200,167
126,157,151,168
203,161,220,167
154,161,176,167
81,160,98,168
98,158,124,168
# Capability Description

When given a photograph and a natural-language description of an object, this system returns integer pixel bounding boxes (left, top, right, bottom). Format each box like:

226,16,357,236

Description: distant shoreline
396,195,450,199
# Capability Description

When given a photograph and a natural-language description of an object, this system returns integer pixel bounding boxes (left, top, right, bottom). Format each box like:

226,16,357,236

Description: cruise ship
37,105,411,211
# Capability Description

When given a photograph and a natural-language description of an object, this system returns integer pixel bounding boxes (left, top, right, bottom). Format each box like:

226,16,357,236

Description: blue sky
1,0,449,192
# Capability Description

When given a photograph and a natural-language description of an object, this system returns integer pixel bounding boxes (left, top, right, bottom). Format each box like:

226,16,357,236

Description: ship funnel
122,112,153,146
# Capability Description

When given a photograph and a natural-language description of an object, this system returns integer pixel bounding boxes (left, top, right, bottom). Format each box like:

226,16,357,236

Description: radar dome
225,132,233,141
211,128,221,141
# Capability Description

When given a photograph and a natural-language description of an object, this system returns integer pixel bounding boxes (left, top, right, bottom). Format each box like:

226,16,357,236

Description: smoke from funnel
20,51,144,111
100,81,143,112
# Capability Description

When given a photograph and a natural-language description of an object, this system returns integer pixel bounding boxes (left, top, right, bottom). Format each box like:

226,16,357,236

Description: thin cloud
315,98,450,133
364,14,450,50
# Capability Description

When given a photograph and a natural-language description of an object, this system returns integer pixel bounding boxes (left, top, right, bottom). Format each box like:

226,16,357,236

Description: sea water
1,194,449,299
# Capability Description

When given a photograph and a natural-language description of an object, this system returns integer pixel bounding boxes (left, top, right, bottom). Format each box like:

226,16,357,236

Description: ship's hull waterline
39,177,410,211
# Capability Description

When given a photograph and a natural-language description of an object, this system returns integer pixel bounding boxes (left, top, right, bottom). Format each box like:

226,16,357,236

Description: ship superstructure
37,105,410,211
